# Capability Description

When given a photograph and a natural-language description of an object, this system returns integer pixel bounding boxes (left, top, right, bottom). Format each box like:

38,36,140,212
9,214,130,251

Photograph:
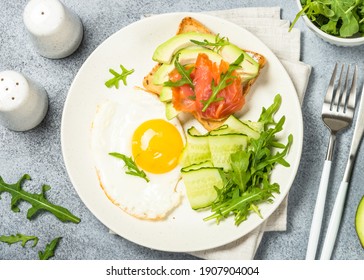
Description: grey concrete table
1,0,364,260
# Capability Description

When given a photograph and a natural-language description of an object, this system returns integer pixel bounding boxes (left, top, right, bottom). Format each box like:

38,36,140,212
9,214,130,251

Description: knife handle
306,160,332,260
320,180,349,260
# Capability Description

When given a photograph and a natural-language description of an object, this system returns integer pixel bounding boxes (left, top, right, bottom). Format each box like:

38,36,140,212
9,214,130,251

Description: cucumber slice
209,115,260,139
208,134,248,170
182,125,249,170
355,195,364,247
181,160,214,172
207,124,232,136
187,126,201,136
181,167,223,210
181,127,211,167
241,120,264,133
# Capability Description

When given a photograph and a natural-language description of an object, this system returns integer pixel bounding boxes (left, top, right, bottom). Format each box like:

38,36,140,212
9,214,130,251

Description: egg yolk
131,119,184,174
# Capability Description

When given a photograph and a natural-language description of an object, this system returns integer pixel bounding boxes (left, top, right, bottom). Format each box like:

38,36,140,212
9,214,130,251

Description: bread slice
177,16,213,34
143,17,266,130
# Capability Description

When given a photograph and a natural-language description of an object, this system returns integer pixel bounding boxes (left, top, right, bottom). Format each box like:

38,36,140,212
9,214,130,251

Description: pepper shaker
23,0,83,59
0,70,48,131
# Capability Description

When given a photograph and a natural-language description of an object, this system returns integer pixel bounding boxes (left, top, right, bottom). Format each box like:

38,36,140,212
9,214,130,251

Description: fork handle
320,181,349,260
305,160,332,260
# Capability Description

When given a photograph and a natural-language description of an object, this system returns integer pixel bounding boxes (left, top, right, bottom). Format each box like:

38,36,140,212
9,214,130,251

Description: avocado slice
219,44,259,81
152,32,260,82
165,101,179,120
159,86,173,102
153,32,217,63
355,195,364,247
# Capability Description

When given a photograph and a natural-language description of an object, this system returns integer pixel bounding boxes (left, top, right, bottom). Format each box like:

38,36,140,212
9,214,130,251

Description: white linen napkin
113,7,312,260
186,7,312,260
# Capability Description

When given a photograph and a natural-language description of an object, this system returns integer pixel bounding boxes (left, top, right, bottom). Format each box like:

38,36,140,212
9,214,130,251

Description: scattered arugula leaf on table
0,174,81,224
0,233,39,247
109,152,150,182
105,64,134,89
38,237,62,260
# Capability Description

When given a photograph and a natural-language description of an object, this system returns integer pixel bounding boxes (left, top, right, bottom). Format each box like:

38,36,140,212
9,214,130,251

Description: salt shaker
23,0,83,59
0,70,48,131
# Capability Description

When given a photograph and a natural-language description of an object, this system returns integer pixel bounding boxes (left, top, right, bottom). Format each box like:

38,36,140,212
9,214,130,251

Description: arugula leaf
0,233,39,247
290,3,311,32
0,175,81,224
201,54,244,112
258,94,282,127
109,152,150,182
105,64,134,89
163,54,195,89
38,237,61,260
206,186,277,225
204,94,293,225
229,150,250,193
190,33,230,52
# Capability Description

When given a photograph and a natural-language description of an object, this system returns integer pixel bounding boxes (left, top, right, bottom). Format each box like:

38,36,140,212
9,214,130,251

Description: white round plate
61,12,303,252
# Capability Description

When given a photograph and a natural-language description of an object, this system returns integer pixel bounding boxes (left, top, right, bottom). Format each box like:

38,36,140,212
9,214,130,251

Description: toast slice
143,17,266,131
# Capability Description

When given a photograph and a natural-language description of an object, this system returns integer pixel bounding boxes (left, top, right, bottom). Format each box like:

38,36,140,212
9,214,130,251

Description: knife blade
342,84,364,184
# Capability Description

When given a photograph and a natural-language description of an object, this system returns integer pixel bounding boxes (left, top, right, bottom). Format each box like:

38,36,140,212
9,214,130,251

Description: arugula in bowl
292,0,364,38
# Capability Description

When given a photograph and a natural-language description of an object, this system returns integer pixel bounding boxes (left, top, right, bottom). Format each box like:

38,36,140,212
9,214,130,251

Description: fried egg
91,88,185,220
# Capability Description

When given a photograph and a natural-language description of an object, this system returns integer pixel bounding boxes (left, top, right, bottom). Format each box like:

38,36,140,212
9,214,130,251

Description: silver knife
320,78,364,260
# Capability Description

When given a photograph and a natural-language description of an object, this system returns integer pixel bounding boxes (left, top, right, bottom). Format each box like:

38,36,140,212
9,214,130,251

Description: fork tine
324,63,338,106
346,64,358,111
332,64,345,111
337,65,350,112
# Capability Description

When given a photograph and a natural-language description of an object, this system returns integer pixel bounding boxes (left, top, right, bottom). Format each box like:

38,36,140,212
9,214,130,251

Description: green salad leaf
291,0,364,38
38,237,62,260
0,233,39,247
105,64,134,89
164,54,195,89
109,152,150,182
190,33,230,52
0,174,81,223
204,94,293,225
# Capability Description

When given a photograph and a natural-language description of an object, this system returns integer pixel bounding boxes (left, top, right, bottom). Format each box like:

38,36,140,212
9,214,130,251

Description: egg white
91,88,185,220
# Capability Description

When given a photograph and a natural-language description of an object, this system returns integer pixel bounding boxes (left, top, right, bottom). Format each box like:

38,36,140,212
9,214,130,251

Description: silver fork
306,63,358,260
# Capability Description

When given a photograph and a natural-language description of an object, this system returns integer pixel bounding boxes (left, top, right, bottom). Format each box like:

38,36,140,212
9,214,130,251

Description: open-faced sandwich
143,17,266,131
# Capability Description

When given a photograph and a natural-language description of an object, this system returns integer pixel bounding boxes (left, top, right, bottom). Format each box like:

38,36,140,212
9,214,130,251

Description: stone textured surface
1,0,364,260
